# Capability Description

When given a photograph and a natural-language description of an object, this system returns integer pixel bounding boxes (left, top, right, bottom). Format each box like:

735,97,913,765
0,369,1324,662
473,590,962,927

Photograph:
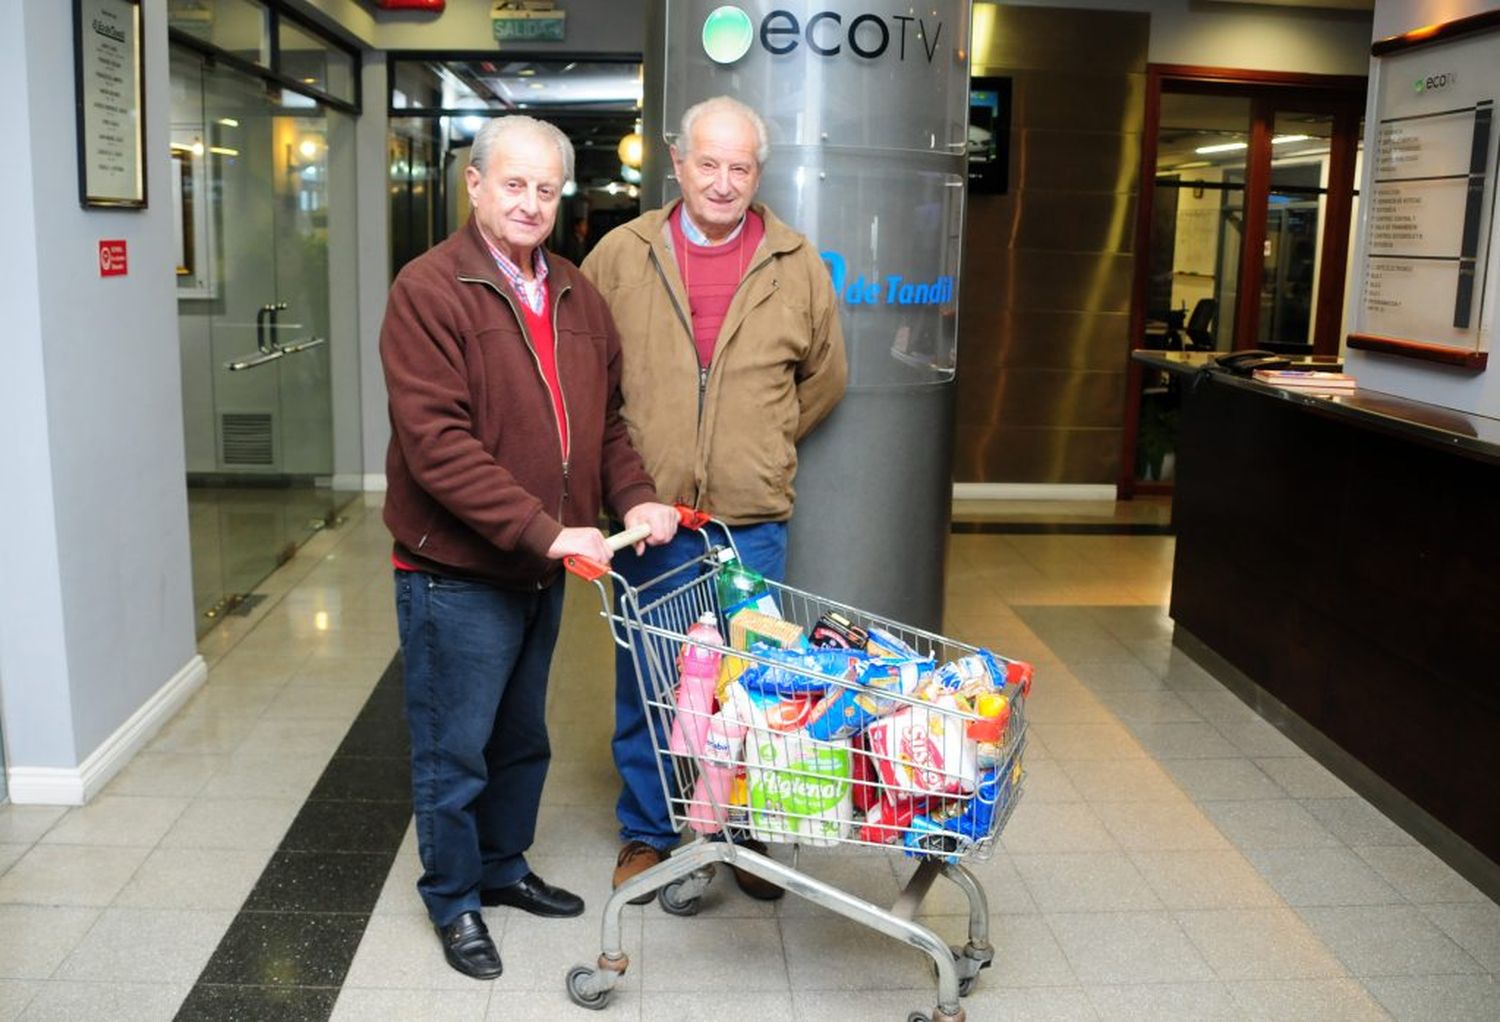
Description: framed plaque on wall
1348,10,1500,369
74,0,146,209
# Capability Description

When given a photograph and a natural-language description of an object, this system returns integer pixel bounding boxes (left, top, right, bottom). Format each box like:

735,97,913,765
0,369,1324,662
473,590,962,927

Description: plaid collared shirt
480,232,550,315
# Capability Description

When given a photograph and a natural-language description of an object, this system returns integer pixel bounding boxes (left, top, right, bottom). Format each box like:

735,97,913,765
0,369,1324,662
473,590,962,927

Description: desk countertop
1132,350,1500,466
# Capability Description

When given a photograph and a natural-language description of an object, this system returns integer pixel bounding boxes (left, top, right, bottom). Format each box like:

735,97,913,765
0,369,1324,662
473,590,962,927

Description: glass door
173,45,357,633
1122,71,1365,495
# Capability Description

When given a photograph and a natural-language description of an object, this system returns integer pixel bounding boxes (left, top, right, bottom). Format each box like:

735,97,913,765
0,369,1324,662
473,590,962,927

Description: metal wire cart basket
562,513,1033,1022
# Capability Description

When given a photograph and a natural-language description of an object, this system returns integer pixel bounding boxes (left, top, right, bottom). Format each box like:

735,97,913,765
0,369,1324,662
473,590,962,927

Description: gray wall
999,0,1373,76
0,0,197,771
357,54,393,486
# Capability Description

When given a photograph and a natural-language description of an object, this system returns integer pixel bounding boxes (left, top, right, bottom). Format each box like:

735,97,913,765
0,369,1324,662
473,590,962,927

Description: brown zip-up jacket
582,200,847,525
380,218,658,589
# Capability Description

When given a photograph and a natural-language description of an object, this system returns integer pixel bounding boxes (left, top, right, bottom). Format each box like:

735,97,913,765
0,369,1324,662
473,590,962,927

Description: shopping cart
562,512,1031,1022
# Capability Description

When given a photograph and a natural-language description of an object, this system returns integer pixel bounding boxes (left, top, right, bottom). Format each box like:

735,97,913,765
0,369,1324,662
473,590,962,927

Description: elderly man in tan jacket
582,95,847,903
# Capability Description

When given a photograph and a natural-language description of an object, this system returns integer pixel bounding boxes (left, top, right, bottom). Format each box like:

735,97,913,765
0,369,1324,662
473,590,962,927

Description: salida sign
703,5,946,65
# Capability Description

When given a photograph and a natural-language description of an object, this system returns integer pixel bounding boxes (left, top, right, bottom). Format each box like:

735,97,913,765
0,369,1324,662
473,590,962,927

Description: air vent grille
221,412,274,466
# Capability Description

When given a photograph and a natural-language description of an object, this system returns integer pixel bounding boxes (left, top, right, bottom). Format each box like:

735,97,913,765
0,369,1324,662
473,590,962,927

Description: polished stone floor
1,495,1496,1020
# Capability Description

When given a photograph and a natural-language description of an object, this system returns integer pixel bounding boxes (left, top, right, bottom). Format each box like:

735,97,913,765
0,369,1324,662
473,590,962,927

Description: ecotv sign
821,251,954,307
703,4,947,65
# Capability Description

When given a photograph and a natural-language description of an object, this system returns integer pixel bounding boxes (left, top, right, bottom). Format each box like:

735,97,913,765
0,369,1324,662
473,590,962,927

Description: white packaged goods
733,684,854,846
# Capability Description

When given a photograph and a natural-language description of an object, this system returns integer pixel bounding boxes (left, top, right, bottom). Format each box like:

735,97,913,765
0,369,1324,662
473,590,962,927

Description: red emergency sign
99,239,128,277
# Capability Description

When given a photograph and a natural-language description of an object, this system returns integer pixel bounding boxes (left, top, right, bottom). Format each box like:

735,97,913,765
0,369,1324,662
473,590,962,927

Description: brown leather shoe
612,841,665,905
730,838,785,901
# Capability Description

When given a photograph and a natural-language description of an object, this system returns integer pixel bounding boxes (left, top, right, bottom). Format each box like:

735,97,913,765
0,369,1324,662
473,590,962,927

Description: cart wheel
907,1014,929,1022
957,975,977,997
658,878,701,917
565,965,611,1010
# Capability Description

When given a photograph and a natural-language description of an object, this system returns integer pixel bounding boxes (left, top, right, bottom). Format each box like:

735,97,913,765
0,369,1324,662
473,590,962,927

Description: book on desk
1251,368,1357,391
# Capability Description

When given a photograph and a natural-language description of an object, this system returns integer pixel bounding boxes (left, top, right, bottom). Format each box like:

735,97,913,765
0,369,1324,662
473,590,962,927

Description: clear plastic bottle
668,612,723,757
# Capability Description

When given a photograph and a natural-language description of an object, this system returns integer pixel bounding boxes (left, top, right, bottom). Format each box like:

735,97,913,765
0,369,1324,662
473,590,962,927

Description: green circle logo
703,5,753,64
1413,77,1425,93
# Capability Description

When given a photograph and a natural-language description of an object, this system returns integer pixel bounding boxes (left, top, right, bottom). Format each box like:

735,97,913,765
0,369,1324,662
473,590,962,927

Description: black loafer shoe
481,872,585,917
435,910,503,980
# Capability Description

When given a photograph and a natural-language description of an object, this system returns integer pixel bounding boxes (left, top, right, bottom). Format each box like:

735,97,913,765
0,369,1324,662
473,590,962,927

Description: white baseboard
953,483,1118,502
363,472,387,492
5,655,208,806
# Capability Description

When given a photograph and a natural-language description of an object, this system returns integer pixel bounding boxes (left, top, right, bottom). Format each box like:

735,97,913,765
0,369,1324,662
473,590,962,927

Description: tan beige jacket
582,201,847,525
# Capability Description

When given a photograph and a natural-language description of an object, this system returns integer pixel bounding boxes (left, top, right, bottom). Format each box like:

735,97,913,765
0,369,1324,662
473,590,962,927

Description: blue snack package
735,645,858,698
802,656,934,741
933,649,1005,694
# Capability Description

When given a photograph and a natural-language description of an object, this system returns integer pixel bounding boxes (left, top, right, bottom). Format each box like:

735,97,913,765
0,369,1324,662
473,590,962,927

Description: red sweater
670,209,766,368
381,222,657,589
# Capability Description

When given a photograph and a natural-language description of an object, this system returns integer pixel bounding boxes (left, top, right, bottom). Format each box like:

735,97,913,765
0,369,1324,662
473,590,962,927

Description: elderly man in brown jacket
582,95,847,903
382,115,678,980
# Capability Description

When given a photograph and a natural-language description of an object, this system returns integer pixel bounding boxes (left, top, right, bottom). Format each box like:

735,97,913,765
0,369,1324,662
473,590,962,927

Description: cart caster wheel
907,1014,929,1022
957,975,977,997
565,965,611,1010
658,878,701,917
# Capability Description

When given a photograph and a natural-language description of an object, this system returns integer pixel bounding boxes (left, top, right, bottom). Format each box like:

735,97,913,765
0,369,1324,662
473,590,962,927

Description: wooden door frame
1118,65,1367,499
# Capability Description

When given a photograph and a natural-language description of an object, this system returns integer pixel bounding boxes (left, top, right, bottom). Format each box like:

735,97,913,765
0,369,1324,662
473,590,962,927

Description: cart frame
561,518,1029,1022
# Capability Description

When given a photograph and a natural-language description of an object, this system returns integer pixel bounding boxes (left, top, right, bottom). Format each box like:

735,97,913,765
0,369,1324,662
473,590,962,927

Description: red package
859,796,926,845
849,734,881,812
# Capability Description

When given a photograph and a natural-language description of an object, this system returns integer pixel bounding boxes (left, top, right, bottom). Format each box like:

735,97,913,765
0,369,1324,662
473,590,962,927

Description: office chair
1184,298,1217,350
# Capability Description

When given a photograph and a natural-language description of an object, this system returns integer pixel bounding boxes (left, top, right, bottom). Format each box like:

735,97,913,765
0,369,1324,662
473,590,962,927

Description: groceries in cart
668,584,1033,861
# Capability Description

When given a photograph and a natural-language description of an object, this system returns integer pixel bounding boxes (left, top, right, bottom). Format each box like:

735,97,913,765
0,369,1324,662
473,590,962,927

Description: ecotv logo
1413,71,1457,94
703,4,947,65
703,6,755,64
822,250,954,307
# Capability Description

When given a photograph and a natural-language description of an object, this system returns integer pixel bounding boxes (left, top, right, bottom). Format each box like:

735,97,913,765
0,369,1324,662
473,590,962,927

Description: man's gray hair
470,115,575,183
679,96,770,165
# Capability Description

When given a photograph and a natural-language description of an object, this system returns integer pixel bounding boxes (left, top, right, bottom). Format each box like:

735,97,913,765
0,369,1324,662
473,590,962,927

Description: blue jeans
395,569,564,927
611,521,788,850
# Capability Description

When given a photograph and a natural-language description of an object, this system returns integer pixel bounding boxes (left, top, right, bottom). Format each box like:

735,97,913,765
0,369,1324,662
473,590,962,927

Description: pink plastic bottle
688,692,748,834
668,612,723,757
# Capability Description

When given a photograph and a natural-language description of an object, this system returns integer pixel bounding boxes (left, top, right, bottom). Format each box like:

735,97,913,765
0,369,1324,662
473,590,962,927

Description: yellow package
718,610,806,701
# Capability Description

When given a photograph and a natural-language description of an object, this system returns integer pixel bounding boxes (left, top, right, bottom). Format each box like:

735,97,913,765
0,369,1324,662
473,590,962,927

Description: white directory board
1350,17,1500,366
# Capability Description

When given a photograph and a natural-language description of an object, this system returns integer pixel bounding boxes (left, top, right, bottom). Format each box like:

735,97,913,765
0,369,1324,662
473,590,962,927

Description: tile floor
0,495,1497,1020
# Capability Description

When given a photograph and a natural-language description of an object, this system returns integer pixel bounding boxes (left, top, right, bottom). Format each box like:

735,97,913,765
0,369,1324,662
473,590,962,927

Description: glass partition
1147,92,1252,354
173,44,360,634
279,16,355,104
167,0,270,68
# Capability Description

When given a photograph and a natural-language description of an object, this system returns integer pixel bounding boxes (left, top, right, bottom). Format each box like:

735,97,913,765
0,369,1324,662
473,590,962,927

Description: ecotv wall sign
702,4,949,64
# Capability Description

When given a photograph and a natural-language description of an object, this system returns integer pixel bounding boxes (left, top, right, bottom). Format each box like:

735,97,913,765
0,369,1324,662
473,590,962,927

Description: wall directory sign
74,0,146,209
1349,12,1500,369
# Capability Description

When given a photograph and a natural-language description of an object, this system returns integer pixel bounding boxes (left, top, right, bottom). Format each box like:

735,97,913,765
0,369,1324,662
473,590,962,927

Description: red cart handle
676,503,711,530
564,505,708,581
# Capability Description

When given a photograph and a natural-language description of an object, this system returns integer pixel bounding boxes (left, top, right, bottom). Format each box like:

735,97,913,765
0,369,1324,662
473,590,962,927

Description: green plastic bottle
715,560,778,620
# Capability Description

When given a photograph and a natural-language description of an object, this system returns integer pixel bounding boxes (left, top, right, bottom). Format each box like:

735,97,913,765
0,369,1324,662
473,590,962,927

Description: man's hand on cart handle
605,524,653,553
548,527,613,564
563,522,655,582
623,501,680,554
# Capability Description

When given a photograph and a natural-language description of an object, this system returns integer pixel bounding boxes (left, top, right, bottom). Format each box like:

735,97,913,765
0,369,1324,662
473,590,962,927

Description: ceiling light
1194,141,1247,155
1272,134,1311,145
217,117,239,128
617,131,644,169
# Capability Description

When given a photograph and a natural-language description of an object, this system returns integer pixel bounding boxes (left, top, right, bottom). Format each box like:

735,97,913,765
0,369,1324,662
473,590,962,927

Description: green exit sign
493,11,566,43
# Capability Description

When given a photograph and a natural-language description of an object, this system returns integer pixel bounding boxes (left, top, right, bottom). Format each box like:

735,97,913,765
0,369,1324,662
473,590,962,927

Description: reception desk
1136,351,1500,897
